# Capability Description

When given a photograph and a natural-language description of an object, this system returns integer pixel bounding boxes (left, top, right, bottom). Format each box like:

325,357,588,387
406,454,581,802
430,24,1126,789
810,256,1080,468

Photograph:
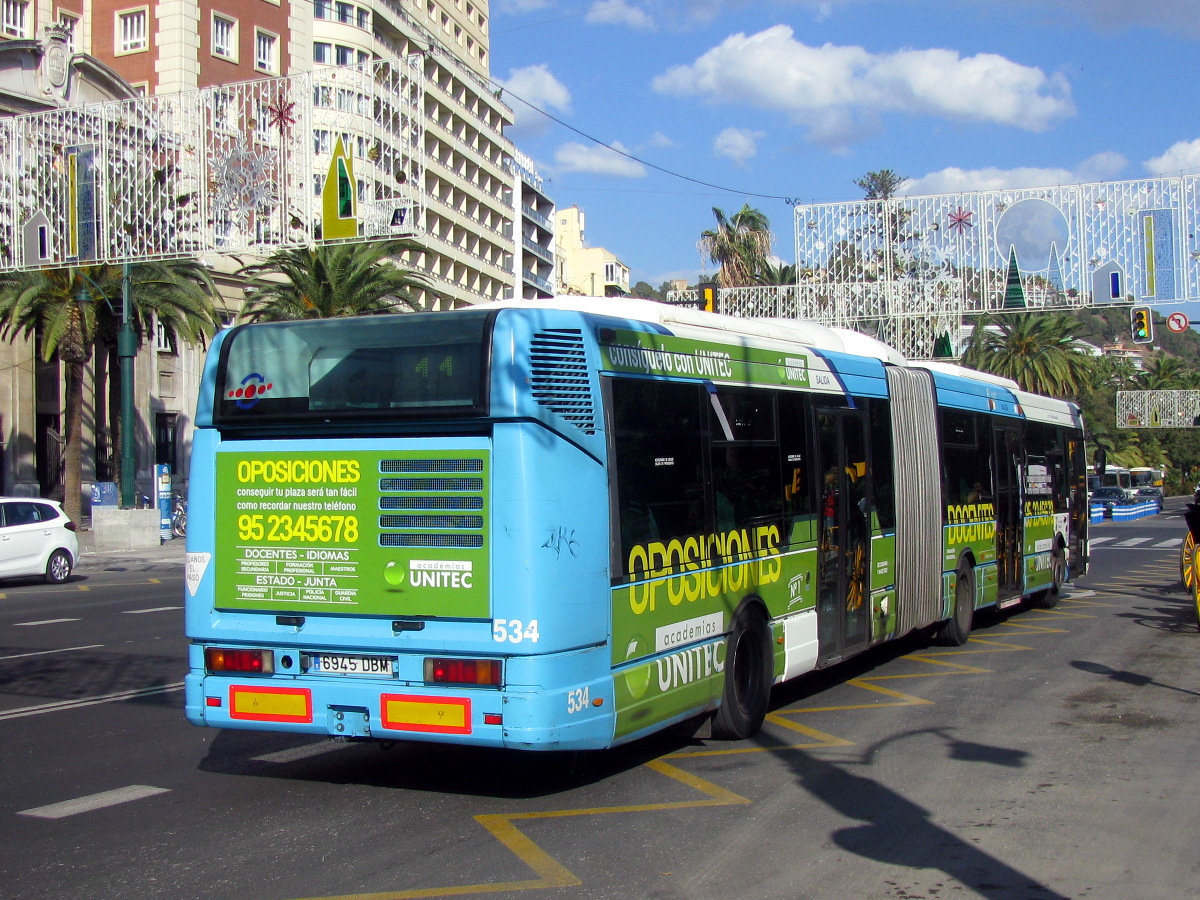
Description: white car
0,497,79,584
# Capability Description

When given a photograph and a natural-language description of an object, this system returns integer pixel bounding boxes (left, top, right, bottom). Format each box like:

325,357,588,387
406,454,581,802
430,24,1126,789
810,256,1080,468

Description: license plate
310,654,394,676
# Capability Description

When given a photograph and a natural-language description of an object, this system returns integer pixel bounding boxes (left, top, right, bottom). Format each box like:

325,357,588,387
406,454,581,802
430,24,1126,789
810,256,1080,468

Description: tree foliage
853,169,908,201
239,239,435,321
697,205,773,288
962,313,1094,399
0,262,219,520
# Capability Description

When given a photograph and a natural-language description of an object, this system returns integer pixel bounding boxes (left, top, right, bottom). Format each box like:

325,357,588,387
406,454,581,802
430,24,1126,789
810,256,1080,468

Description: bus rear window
214,311,491,424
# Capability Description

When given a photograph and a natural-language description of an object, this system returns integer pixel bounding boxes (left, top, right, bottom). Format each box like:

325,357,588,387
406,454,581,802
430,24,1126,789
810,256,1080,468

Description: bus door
816,408,871,664
993,426,1022,600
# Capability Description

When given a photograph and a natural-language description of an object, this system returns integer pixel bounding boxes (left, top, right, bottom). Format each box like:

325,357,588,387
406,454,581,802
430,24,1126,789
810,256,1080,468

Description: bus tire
1033,546,1065,609
938,564,974,646
712,605,773,740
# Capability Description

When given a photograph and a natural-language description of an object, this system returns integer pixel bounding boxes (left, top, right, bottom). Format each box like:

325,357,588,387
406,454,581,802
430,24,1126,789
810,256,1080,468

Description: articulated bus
183,298,1088,750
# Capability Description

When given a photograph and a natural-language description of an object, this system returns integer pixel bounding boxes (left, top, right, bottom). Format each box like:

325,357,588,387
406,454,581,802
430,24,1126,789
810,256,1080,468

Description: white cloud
586,0,655,29
647,131,675,148
1144,139,1200,176
554,141,648,177
651,25,1074,150
713,127,763,166
902,152,1128,195
495,65,572,137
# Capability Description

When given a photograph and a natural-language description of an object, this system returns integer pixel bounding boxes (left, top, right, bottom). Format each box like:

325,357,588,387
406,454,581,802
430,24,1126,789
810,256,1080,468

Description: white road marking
252,742,345,764
0,645,103,661
19,785,170,819
121,606,183,615
1114,538,1153,547
13,618,80,627
1087,537,1113,545
0,682,184,721
1154,538,1183,548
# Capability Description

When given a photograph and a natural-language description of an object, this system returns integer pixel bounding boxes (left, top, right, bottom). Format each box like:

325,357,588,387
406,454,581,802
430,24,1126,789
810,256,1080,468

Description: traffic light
1130,306,1153,344
698,281,717,312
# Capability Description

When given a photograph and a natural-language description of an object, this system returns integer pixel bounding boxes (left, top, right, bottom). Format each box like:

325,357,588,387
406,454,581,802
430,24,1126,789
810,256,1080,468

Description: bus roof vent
529,329,596,435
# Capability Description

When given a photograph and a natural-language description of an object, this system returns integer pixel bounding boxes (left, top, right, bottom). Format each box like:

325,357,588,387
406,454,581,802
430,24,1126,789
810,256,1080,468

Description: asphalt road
1,506,1199,900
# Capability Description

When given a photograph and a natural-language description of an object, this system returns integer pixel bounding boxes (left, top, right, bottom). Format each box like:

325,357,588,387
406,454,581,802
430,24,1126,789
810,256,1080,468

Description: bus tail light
424,657,501,686
205,647,275,675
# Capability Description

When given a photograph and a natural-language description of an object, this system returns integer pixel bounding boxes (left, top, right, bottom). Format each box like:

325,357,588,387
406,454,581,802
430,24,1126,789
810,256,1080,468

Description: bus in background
1088,465,1133,498
1128,467,1165,489
183,298,1087,751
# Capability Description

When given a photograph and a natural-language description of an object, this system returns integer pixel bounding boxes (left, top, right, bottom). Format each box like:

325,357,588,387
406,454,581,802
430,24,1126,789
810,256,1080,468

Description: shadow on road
771,729,1069,899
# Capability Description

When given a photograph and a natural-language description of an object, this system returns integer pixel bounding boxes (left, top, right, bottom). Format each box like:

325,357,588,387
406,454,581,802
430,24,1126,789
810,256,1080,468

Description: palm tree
97,261,222,493
697,205,773,288
1138,355,1186,390
239,239,435,321
753,260,798,286
962,313,1093,399
0,262,220,521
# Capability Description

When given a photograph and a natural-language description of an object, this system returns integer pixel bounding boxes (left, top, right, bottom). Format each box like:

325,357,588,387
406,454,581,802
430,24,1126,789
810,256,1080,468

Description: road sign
1167,312,1190,333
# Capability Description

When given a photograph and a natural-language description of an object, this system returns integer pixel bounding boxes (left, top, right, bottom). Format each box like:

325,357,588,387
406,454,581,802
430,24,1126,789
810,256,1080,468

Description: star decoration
264,96,297,136
947,206,974,235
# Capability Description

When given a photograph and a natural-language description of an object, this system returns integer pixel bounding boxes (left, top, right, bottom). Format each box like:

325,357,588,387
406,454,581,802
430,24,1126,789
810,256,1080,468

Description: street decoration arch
0,56,424,271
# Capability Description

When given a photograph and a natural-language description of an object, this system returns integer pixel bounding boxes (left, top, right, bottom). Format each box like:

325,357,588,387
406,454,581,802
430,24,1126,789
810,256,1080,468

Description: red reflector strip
483,713,502,726
229,686,313,723
380,694,471,734
206,696,222,707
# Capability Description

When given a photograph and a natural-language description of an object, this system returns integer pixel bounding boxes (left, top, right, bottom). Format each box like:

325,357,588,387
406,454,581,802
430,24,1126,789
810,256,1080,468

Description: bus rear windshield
214,311,491,425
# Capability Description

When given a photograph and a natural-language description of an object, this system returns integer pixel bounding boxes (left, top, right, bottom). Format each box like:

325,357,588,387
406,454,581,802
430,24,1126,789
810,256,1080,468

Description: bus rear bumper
184,670,616,751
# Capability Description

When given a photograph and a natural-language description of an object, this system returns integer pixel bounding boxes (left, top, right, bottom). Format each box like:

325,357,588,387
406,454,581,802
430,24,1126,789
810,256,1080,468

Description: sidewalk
76,528,188,572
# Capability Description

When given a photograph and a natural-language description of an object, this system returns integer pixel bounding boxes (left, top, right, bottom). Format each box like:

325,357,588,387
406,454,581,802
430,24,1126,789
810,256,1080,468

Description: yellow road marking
293,757,750,900
288,594,1096,900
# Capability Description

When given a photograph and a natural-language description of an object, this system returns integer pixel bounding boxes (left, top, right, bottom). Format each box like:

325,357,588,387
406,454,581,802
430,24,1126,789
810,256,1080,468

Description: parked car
0,498,79,583
1090,486,1127,518
1134,487,1164,510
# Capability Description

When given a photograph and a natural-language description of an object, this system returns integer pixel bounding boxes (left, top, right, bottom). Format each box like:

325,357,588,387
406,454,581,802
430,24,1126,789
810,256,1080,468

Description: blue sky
489,0,1200,291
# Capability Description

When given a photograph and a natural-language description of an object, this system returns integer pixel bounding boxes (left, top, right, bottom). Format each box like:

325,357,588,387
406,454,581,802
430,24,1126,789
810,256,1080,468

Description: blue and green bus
184,298,1088,750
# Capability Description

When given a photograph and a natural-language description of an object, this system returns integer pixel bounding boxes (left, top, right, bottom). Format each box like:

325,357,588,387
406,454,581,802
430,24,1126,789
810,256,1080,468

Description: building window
2,0,28,38
313,41,331,64
58,13,80,51
212,14,237,60
335,44,353,66
116,8,148,54
356,8,369,28
254,29,278,73
335,1,353,23
314,0,331,17
155,319,177,354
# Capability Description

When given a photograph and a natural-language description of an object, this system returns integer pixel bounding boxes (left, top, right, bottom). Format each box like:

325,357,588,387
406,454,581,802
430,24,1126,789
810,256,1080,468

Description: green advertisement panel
215,449,489,618
601,329,844,395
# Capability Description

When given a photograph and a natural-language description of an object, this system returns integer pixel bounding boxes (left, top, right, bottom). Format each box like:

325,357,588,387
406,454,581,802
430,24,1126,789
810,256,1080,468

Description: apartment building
508,146,553,299
0,0,555,501
556,204,629,297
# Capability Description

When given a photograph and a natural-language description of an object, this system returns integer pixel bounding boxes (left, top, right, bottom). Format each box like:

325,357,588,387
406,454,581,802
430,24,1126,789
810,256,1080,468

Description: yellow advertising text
627,525,782,614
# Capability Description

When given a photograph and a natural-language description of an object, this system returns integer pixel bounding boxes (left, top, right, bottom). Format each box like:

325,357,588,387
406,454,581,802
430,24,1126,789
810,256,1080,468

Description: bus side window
708,388,783,557
610,379,706,576
779,392,814,547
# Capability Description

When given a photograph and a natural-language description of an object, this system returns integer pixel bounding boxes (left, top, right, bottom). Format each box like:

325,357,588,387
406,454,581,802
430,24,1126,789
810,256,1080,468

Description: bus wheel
712,606,773,740
938,565,974,646
1034,547,1066,609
